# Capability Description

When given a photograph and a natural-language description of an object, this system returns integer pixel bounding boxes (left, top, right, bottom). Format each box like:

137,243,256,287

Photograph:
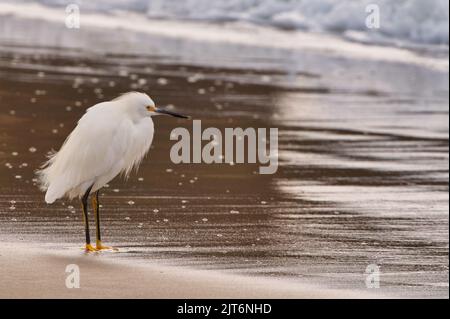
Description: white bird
37,92,188,252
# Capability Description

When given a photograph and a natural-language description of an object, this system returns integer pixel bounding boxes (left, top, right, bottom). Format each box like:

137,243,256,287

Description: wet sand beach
1,242,373,299
0,3,448,298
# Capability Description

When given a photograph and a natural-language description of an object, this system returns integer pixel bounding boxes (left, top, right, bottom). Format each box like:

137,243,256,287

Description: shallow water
0,41,448,298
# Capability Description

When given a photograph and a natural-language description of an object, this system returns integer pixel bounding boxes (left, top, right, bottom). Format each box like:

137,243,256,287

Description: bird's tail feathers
44,184,64,204
36,149,67,204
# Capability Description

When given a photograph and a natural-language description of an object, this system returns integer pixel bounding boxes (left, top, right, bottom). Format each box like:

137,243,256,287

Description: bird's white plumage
38,92,155,203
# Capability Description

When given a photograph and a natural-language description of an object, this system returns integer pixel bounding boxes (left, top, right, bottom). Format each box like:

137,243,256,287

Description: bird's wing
38,103,130,202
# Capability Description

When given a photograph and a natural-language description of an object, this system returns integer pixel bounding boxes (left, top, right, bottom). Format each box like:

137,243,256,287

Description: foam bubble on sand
187,73,204,83
157,78,168,86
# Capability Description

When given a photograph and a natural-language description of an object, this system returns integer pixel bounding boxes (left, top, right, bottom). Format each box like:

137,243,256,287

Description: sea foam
11,0,449,46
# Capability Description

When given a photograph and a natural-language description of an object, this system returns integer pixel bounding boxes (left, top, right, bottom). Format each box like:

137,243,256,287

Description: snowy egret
37,92,188,252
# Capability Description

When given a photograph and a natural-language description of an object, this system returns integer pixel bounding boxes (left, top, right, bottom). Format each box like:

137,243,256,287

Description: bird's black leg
81,185,95,252
92,190,116,251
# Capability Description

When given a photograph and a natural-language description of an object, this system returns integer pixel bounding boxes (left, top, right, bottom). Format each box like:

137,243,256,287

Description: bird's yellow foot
84,244,97,252
96,241,118,251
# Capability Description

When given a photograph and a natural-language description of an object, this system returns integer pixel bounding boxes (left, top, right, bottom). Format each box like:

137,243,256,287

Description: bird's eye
147,105,156,112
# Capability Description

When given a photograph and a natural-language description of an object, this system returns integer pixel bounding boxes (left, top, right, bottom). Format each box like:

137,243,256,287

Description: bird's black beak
155,108,189,119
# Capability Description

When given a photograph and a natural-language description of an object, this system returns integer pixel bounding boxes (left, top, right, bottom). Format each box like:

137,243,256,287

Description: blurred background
0,0,448,297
